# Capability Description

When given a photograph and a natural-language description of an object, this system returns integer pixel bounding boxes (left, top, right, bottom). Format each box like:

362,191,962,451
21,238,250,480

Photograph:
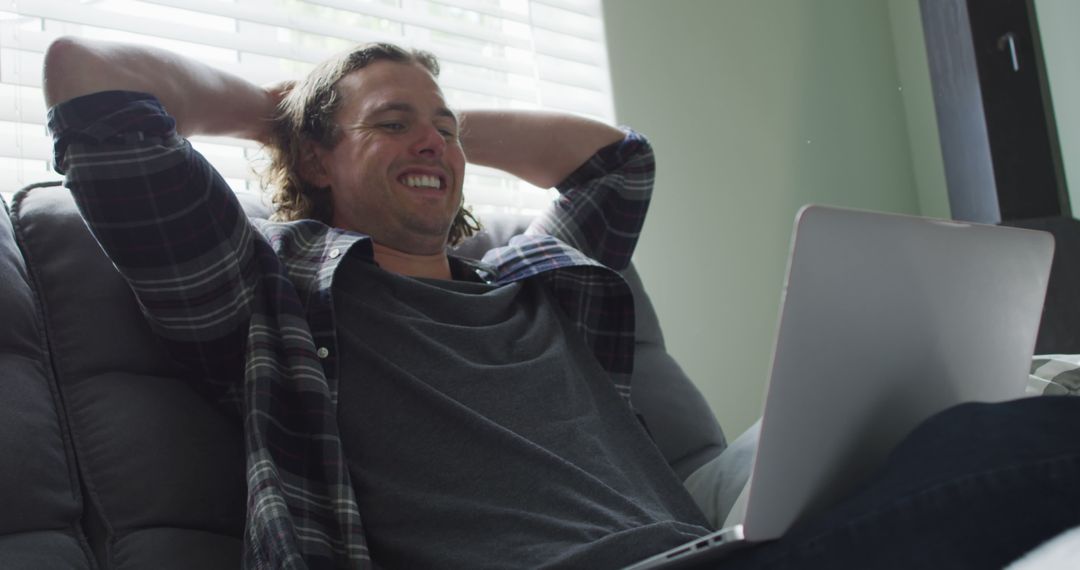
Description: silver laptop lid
741,205,1054,541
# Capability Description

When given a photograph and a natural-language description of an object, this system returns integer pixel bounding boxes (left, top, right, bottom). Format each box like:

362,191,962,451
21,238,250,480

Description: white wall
602,0,935,437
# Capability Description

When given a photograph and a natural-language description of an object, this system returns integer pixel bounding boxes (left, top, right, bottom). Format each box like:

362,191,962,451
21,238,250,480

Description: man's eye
439,128,458,139
381,122,405,131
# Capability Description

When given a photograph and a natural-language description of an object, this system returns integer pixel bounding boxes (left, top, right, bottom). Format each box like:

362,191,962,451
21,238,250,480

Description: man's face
311,60,465,254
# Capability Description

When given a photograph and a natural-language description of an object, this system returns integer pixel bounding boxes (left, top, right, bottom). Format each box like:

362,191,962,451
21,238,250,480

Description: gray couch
0,181,727,569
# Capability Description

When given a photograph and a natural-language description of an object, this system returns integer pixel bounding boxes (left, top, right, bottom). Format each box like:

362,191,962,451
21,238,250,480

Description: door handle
996,32,1020,72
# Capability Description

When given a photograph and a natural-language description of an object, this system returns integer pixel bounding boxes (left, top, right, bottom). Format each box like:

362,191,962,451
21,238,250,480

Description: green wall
602,0,940,437
1034,0,1080,214
888,0,950,220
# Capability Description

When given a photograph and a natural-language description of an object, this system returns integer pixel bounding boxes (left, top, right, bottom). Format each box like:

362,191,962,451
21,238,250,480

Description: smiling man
43,38,713,569
285,59,469,274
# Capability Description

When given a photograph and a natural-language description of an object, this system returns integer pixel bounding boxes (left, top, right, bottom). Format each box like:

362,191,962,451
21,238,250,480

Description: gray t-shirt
334,257,710,569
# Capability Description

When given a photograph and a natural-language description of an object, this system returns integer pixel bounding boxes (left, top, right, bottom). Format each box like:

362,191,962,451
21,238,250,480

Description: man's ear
299,141,331,188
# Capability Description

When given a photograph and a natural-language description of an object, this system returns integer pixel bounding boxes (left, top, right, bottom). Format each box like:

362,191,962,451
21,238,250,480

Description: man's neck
372,242,452,280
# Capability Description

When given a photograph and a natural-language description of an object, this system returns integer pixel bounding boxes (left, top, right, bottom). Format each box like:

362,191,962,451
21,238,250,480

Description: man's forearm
43,37,276,142
459,110,624,189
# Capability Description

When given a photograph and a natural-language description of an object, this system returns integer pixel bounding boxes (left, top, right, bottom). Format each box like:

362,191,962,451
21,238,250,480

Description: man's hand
458,110,624,189
43,36,281,142
259,79,297,145
264,80,297,109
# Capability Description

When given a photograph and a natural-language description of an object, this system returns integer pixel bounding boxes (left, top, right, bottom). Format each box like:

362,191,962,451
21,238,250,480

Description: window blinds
0,0,614,214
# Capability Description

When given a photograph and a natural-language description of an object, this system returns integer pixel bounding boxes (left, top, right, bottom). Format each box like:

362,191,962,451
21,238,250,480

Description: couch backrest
12,185,245,570
0,190,94,569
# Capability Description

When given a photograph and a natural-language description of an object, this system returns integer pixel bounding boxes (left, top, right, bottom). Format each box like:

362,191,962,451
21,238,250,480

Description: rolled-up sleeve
526,129,655,271
49,90,257,391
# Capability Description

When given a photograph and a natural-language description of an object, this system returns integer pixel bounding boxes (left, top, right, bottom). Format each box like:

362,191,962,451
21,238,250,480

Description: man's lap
707,396,1080,569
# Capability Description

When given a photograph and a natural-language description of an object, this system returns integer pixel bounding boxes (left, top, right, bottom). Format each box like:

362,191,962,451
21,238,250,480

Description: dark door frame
920,0,1070,223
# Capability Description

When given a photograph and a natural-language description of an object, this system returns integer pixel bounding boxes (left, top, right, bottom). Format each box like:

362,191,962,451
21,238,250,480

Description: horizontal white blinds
0,0,614,215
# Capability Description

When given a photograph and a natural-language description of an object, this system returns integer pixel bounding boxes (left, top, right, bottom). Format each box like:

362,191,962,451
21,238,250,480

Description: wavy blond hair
263,42,479,245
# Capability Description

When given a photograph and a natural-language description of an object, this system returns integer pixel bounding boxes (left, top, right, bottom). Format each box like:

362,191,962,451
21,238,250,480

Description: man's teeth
402,175,440,189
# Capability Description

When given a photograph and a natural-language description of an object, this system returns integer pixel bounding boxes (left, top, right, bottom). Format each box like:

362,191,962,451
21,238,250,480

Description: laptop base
622,525,751,570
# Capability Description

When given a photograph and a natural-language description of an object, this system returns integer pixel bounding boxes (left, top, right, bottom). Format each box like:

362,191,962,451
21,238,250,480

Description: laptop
624,204,1055,570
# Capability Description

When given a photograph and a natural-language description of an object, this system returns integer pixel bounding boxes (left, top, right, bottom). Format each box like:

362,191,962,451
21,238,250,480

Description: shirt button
316,347,329,359
328,248,341,259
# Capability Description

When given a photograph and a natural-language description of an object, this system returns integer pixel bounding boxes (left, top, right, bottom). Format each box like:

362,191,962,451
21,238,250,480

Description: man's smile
396,167,450,194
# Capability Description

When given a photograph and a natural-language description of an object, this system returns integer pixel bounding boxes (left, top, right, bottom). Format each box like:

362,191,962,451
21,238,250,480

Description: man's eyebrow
436,107,459,124
369,102,414,115
368,102,458,124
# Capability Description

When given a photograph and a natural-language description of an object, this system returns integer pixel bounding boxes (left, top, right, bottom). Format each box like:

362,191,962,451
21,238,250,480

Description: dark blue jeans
710,396,1080,569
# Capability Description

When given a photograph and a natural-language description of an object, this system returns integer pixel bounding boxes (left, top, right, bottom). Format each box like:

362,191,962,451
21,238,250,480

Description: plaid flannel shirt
48,91,655,569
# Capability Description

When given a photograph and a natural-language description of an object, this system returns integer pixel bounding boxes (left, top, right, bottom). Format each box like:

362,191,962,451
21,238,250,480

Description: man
43,36,1080,570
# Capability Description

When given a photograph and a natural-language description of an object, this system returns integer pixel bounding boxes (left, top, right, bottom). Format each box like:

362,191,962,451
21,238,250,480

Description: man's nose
412,123,446,159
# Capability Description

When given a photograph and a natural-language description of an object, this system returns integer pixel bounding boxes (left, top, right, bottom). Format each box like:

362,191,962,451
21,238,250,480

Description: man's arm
461,111,654,272
459,110,625,189
43,36,276,142
43,38,275,396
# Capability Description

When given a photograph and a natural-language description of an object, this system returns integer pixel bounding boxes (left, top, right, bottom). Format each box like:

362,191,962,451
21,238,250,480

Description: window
0,0,614,215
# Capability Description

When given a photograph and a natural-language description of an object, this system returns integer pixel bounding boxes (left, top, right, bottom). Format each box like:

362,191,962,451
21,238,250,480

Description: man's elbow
43,36,99,108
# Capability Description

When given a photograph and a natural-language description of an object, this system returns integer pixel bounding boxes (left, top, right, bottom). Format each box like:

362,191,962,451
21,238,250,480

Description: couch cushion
12,184,244,569
621,264,728,479
0,192,93,569
0,532,93,570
